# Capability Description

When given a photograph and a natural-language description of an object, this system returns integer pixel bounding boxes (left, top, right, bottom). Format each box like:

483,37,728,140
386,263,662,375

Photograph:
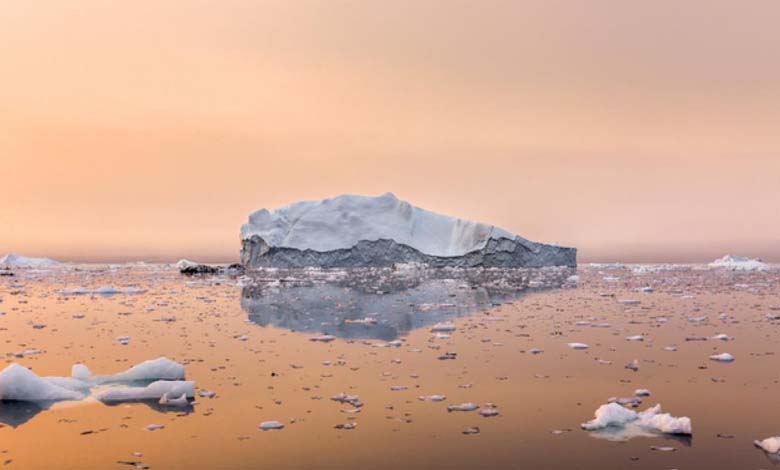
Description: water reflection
240,266,574,340
0,401,52,428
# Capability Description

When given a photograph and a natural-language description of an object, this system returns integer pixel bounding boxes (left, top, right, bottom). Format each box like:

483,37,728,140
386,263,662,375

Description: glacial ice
581,403,692,438
755,436,780,454
93,357,186,383
709,255,769,271
0,364,85,401
0,253,60,268
241,193,515,258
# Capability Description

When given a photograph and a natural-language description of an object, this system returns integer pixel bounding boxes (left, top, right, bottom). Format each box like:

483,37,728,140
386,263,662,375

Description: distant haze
1,1,778,263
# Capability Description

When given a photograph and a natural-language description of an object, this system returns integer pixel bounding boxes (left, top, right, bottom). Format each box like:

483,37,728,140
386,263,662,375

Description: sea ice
755,436,780,454
568,343,589,350
709,255,768,271
709,353,735,362
259,421,285,431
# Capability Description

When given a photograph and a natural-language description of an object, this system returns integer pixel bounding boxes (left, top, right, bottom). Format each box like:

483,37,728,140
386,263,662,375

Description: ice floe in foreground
0,253,60,268
0,357,190,406
581,403,692,441
755,436,780,454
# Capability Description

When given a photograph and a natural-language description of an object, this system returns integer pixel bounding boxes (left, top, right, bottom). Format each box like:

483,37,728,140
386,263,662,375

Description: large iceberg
241,193,576,268
0,253,60,268
709,255,768,271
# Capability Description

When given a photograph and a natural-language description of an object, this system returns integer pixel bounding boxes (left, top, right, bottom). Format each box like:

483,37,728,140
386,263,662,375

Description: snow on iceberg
0,253,60,268
241,193,576,268
581,403,692,440
709,255,768,271
0,364,85,401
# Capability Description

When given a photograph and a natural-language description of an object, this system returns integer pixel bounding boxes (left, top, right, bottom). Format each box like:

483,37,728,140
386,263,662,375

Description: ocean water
0,263,778,469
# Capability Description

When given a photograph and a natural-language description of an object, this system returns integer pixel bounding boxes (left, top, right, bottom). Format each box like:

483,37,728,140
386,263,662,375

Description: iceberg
240,193,576,268
93,357,186,383
709,255,768,271
0,253,60,268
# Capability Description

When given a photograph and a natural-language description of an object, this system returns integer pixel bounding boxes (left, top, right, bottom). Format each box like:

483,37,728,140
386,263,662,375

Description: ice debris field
0,256,778,468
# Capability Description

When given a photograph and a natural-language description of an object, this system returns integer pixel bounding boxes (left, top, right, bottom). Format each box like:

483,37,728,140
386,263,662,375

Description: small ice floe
389,385,408,391
634,389,651,397
626,335,644,342
709,352,735,363
639,286,654,293
650,446,676,452
430,323,456,333
754,436,780,454
767,313,780,321
331,392,363,407
116,336,131,346
259,421,285,431
618,299,641,305
144,424,164,431
625,359,639,372
480,408,499,417
334,422,357,430
568,343,589,350
418,395,446,402
712,334,732,341
528,348,543,355
663,346,678,352
0,364,85,401
462,426,480,435
581,403,692,440
199,390,217,398
235,335,249,342
438,352,457,360
310,335,335,343
344,317,377,325
609,397,642,407
97,380,194,403
685,335,708,342
447,403,479,412
575,320,590,326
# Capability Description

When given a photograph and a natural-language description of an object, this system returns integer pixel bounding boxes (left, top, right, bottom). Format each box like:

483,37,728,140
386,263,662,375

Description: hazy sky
2,0,778,263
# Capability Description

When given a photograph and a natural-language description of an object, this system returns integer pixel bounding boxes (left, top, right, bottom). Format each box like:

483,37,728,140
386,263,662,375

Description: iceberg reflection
240,265,575,340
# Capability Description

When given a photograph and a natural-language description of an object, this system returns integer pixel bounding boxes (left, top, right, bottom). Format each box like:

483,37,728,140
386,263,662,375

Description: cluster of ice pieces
581,403,692,438
0,357,192,405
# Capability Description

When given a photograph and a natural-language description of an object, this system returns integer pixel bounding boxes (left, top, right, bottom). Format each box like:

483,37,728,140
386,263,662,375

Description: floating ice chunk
581,402,637,431
95,357,186,383
145,424,164,431
310,335,335,343
709,353,735,362
334,422,357,430
259,420,285,431
634,389,651,397
480,408,499,417
618,299,641,305
581,403,692,437
528,347,543,355
625,359,639,372
116,336,131,346
331,393,363,407
462,426,480,435
626,335,644,342
97,380,194,403
159,392,189,407
199,390,217,398
430,323,457,333
71,364,91,380
709,255,768,271
712,334,732,341
175,259,201,270
755,436,780,454
418,395,446,402
447,403,479,412
568,343,589,350
663,346,677,352
0,364,84,401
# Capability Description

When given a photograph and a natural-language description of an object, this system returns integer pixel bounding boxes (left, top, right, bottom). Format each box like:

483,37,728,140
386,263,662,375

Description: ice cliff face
240,193,576,268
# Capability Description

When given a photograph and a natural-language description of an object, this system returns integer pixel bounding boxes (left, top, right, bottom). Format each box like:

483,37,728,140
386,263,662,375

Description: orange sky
1,0,778,263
